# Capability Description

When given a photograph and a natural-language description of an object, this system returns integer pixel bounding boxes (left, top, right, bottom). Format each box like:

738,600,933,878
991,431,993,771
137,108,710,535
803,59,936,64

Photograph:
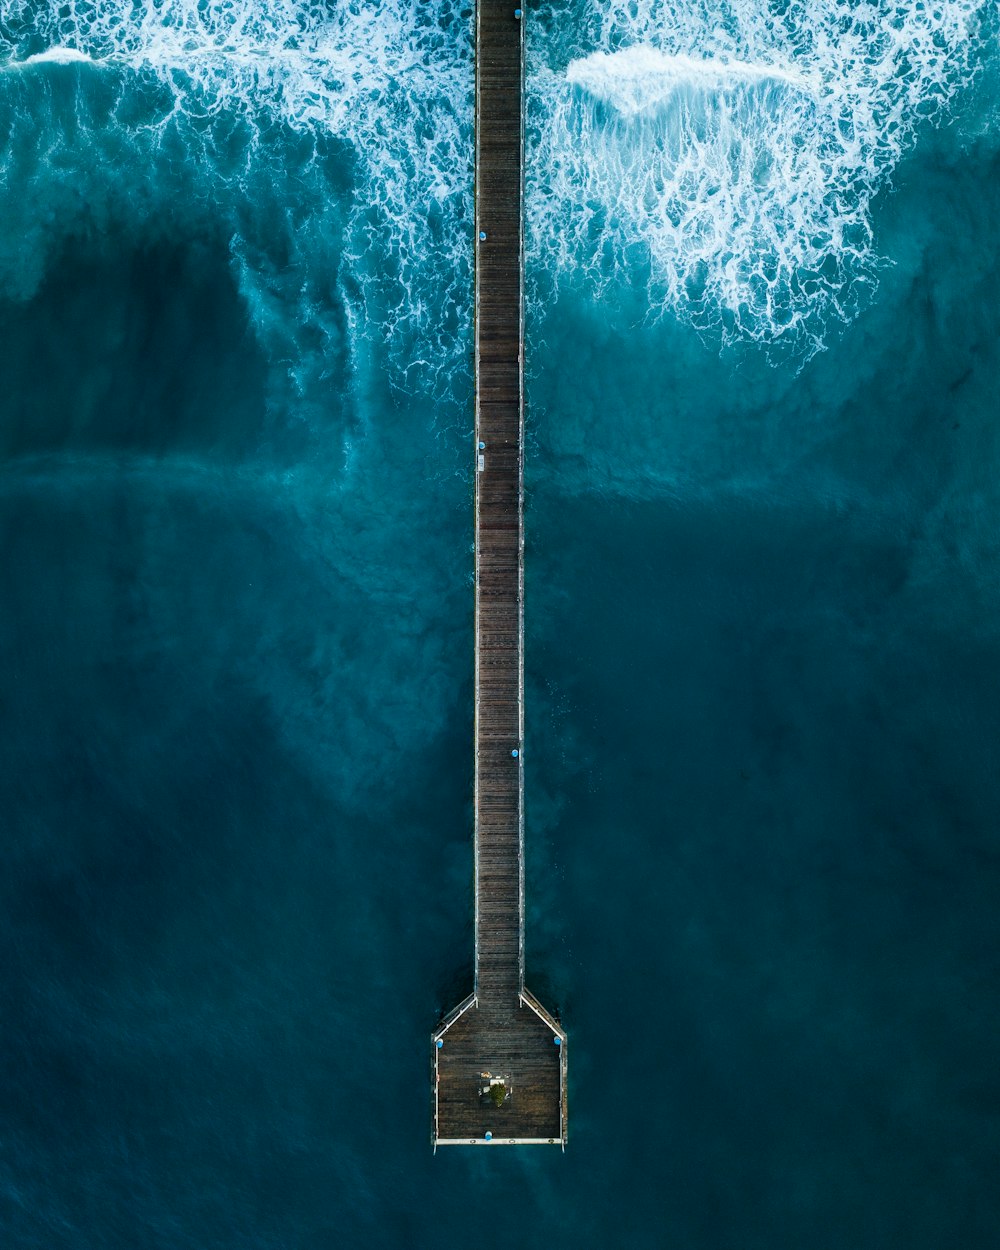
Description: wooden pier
432,2,567,1148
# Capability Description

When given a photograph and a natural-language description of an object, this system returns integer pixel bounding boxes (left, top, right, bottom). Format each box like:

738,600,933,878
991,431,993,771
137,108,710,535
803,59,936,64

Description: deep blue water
2,3,999,1247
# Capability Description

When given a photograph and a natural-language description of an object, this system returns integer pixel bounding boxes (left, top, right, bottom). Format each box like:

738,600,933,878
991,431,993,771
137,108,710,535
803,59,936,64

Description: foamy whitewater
3,4,1000,1246
0,1,475,404
527,0,989,353
1,0,990,372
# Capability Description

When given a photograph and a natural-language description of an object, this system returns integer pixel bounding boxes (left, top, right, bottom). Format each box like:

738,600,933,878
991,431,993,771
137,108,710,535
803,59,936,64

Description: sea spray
0,1,475,402
527,0,990,357
3,0,988,379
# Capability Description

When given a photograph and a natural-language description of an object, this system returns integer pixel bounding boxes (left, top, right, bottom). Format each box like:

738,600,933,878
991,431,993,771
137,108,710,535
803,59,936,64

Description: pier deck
432,2,567,1148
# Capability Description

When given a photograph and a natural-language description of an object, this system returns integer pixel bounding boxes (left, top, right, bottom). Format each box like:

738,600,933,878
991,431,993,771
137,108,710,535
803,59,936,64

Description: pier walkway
432,2,567,1148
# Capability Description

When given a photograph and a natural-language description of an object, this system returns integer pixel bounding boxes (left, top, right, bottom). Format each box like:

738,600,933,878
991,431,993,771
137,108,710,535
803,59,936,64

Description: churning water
1,2,999,1246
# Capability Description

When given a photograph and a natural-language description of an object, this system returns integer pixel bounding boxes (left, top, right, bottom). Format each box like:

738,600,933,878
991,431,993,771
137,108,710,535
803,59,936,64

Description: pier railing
432,0,566,1150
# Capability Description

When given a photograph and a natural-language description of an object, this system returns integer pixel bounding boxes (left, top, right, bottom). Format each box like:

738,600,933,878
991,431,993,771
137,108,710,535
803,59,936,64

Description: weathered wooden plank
433,0,565,1150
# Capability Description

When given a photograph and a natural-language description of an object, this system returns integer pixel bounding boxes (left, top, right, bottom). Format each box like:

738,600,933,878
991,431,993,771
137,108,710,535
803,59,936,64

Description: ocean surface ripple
2,0,992,376
0,0,475,402
527,0,991,357
2,4,1000,1247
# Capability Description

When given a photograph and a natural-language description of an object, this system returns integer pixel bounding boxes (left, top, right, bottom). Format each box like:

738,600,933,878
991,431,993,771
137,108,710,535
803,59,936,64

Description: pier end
433,990,567,1147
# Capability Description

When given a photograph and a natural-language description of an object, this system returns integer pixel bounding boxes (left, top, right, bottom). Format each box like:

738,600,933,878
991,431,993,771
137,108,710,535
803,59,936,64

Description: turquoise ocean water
1,1,999,1245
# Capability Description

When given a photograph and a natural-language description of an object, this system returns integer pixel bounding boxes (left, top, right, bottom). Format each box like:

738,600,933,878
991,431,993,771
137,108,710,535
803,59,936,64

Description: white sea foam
0,1,474,396
528,0,989,355
0,0,989,376
566,46,813,116
21,47,95,67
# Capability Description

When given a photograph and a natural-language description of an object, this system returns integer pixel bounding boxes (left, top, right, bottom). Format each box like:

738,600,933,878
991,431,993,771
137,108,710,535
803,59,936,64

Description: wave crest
0,0,991,380
566,46,813,115
527,0,989,356
0,1,474,399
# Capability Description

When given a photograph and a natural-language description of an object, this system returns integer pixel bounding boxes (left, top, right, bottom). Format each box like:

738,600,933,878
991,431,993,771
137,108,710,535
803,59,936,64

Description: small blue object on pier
436,1039,443,1049
555,1037,562,1046
432,0,567,1152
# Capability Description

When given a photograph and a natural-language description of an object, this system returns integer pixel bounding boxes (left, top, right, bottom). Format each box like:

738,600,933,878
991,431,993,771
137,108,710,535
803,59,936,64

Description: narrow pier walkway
432,2,567,1148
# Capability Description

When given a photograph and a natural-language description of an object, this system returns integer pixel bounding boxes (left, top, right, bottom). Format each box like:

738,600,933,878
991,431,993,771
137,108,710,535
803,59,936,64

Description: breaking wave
527,0,990,356
0,0,992,381
0,1,474,400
